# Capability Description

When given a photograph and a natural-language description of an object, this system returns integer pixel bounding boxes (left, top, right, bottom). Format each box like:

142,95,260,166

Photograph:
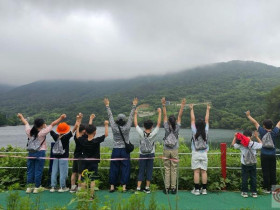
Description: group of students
17,97,280,199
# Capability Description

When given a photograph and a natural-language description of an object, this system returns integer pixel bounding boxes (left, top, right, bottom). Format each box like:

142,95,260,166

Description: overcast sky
1,0,280,85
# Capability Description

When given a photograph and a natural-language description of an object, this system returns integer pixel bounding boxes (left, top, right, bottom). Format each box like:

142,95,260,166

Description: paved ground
0,190,275,210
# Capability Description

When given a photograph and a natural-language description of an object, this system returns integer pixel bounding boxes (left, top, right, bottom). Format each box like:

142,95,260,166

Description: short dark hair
243,130,252,137
79,124,86,132
144,120,153,129
86,124,96,135
263,119,273,129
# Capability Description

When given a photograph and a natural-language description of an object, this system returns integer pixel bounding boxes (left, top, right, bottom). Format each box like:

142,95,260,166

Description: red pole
220,143,227,187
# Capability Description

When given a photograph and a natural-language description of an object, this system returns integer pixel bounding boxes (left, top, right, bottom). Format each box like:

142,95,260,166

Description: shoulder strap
39,136,46,148
118,126,126,143
247,142,254,154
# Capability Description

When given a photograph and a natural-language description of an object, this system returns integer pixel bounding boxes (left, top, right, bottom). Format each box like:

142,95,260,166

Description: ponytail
195,119,206,141
30,118,45,139
168,115,176,131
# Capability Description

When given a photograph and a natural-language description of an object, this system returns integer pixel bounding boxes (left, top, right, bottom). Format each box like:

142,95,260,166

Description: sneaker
33,188,39,194
201,189,207,195
241,192,248,198
70,185,77,193
50,187,56,193
171,188,177,194
191,188,200,196
143,188,151,194
26,187,33,194
135,188,142,195
263,190,271,194
252,192,258,198
58,187,69,193
163,188,169,194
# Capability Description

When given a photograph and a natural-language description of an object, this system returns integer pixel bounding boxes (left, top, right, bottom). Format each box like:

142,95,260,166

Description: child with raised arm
134,107,162,194
17,113,66,194
104,97,138,193
70,113,85,193
162,97,186,194
190,104,210,196
231,130,262,198
78,119,109,200
246,111,280,193
49,116,79,193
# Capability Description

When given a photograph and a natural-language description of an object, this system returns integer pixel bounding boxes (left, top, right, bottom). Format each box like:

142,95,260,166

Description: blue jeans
51,159,69,188
138,153,155,181
109,148,130,185
27,150,46,188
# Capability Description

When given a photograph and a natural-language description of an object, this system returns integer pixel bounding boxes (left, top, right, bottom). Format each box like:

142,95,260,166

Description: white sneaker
241,192,248,198
191,188,200,196
201,189,207,195
58,187,69,193
263,190,271,194
252,193,258,198
26,187,33,193
50,187,56,193
33,188,39,194
70,185,77,193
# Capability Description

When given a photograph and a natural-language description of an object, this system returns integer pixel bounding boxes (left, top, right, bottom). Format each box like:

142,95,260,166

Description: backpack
262,132,274,149
52,136,65,155
243,142,257,165
164,127,178,148
26,136,46,153
192,134,207,151
140,132,154,154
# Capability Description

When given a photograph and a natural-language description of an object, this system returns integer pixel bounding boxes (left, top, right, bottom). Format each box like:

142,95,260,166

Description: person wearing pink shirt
17,113,66,194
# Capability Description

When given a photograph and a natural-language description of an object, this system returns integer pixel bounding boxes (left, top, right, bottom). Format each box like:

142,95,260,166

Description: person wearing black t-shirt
77,120,109,199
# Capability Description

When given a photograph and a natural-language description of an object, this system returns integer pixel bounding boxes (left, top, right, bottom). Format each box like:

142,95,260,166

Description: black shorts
72,160,83,174
81,161,99,181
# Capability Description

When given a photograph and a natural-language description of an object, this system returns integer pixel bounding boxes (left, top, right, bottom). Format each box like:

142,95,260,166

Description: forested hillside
1,60,280,129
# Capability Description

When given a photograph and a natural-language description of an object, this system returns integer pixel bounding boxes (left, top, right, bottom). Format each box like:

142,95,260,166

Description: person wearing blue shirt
246,110,280,193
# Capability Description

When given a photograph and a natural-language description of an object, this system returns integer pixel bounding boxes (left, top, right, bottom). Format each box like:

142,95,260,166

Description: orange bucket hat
56,122,71,134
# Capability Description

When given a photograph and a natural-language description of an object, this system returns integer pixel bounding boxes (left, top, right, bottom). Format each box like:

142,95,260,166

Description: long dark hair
168,115,176,131
195,119,206,141
30,118,45,139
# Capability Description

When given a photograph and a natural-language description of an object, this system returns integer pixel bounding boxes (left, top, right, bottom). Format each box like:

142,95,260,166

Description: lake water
0,126,238,149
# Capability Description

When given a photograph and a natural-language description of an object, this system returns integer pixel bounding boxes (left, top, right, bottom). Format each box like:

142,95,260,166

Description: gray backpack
52,136,65,155
193,135,207,151
243,143,257,165
262,132,274,149
26,136,46,153
140,132,154,154
164,128,178,148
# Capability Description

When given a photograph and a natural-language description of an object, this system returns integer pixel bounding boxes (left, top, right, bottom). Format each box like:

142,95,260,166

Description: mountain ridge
1,60,280,129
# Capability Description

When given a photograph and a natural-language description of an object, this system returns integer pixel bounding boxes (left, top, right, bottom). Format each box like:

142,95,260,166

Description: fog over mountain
1,1,280,85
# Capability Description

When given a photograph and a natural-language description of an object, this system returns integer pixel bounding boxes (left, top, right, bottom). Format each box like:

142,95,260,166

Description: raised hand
60,114,67,119
104,98,110,106
207,103,211,110
17,113,23,119
245,110,250,117
181,98,186,107
90,114,96,120
133,97,138,106
157,108,162,113
189,104,194,110
161,97,166,106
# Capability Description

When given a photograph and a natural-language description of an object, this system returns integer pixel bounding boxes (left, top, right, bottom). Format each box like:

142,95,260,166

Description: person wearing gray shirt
104,97,138,193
